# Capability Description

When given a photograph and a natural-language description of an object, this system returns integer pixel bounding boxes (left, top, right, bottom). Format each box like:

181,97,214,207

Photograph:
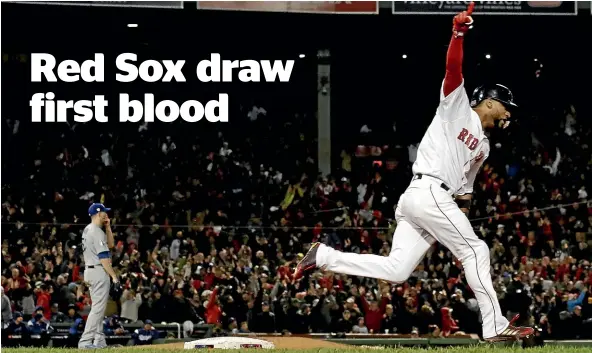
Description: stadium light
485,54,491,59
128,24,138,28
299,54,305,59
402,54,407,59
534,58,538,62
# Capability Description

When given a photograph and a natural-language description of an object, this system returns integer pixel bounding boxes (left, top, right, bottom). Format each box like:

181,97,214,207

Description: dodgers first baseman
296,2,534,342
79,203,119,349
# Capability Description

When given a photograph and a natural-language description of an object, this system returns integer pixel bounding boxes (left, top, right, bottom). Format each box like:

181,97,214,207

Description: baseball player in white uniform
296,2,534,342
79,203,119,349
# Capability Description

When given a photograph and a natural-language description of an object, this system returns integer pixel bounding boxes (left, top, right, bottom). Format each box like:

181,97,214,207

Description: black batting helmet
470,84,518,110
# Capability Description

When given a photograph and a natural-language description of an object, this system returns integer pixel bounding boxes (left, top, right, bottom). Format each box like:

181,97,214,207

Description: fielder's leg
420,185,509,339
298,202,436,283
78,269,109,348
92,274,109,348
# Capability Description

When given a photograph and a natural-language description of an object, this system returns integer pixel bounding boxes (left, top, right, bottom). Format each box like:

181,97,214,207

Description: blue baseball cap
88,203,111,216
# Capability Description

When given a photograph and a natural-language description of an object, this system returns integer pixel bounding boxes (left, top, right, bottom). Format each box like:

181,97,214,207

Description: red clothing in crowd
319,276,334,290
7,275,29,292
192,279,203,291
555,264,570,281
204,273,215,289
75,297,91,320
205,288,221,324
277,265,293,282
16,263,28,276
360,295,389,333
441,307,459,337
71,264,80,282
36,291,51,320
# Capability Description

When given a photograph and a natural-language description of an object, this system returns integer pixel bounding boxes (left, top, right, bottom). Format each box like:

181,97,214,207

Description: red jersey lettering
458,128,479,151
457,128,469,142
465,134,474,146
475,151,485,162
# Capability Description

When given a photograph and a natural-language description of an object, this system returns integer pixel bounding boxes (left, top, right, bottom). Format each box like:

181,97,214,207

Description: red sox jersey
412,79,490,195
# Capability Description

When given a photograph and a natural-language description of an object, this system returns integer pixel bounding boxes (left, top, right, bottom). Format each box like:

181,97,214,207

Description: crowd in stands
1,92,591,341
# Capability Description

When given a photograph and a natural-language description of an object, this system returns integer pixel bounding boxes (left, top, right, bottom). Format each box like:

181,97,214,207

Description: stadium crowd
1,93,591,341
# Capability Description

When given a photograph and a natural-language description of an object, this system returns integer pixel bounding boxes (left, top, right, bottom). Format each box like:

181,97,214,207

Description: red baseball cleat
294,242,321,279
485,314,535,342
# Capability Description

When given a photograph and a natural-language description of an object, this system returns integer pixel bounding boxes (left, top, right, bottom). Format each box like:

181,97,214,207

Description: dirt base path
262,336,351,349
128,336,352,350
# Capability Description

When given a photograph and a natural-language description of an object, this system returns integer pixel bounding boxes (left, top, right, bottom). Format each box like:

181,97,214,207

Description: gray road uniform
79,223,111,348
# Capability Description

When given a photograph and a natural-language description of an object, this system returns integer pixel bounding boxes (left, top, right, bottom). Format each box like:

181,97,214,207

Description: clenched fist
453,2,475,37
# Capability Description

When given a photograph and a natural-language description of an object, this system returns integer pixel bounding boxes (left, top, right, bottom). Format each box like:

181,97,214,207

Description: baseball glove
110,281,123,300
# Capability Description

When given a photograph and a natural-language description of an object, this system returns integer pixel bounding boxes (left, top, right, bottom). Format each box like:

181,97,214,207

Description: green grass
3,347,592,353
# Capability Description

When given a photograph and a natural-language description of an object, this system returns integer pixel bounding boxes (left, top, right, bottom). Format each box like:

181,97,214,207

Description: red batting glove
452,2,475,38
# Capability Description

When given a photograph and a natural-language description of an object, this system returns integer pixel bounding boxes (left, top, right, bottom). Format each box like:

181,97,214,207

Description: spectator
5,312,28,335
254,302,275,333
381,304,397,333
227,317,239,334
68,317,86,348
64,304,81,323
27,313,53,334
35,285,51,320
239,321,250,333
334,310,354,333
440,307,459,337
69,317,85,335
417,304,438,335
20,285,36,321
204,287,221,325
567,306,584,339
567,287,588,312
290,303,312,334
27,306,45,327
1,287,12,327
352,317,368,333
505,272,533,325
120,288,142,323
132,319,161,345
103,315,127,336
358,286,388,333
341,297,362,323
49,303,67,323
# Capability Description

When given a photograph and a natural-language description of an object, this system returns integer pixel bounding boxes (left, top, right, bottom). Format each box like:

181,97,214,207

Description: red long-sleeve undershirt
443,35,464,97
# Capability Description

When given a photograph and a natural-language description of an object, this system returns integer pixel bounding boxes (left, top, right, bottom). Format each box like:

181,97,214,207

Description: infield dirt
127,336,352,350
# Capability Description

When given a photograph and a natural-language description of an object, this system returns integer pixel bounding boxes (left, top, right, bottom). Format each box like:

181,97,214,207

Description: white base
184,336,275,349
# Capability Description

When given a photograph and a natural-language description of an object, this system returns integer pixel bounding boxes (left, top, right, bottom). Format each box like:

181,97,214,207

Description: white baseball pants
315,176,509,339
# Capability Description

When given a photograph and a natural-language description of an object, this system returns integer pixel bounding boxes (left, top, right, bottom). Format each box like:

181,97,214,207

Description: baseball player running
79,203,120,349
296,2,534,342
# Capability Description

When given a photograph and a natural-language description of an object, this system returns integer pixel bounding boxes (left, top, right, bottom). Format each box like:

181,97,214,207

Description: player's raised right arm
443,2,474,97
